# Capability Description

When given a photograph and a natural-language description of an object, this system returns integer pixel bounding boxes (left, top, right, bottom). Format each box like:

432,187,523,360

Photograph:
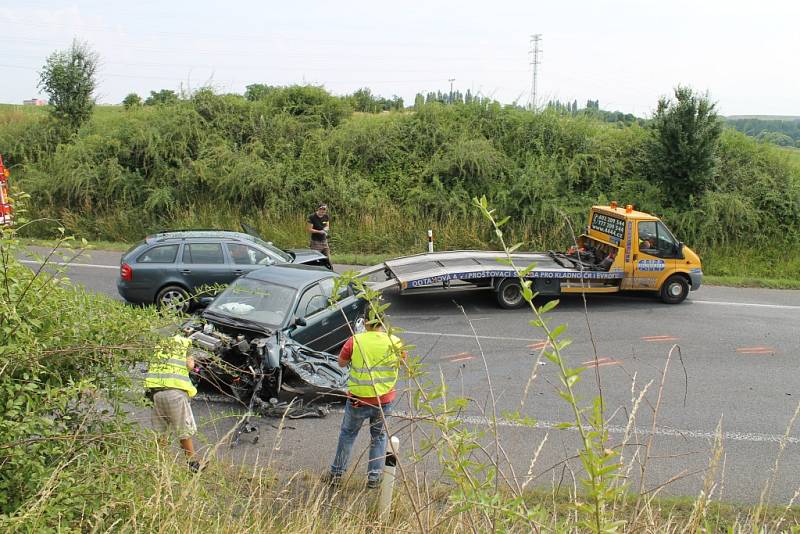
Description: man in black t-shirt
307,203,331,259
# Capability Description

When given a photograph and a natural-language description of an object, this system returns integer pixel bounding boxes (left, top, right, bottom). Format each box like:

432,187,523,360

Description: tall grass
7,430,800,533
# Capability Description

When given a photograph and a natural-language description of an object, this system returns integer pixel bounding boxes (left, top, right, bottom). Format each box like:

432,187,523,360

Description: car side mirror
292,316,307,328
198,296,215,307
676,242,685,259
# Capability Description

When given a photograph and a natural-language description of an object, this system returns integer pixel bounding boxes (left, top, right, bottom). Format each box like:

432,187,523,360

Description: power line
4,19,495,51
6,51,532,75
0,36,526,63
528,34,542,111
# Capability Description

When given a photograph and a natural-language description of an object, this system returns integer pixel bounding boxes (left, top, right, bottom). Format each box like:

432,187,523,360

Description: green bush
1,87,798,257
0,217,166,524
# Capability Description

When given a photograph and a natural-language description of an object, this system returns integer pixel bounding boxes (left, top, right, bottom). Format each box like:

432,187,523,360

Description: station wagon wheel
659,275,689,304
496,279,525,309
156,285,191,313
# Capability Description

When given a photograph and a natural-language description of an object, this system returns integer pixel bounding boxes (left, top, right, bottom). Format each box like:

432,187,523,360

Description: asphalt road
19,246,800,503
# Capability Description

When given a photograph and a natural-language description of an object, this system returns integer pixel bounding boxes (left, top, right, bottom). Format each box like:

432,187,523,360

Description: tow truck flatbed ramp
358,250,623,293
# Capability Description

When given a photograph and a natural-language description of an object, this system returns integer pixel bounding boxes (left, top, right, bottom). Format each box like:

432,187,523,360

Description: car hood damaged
281,340,348,391
181,319,348,416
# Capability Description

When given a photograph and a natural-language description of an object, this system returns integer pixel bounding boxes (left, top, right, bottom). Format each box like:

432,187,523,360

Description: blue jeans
330,399,394,481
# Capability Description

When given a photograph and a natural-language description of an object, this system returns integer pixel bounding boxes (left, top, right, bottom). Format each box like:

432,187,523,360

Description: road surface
19,246,800,503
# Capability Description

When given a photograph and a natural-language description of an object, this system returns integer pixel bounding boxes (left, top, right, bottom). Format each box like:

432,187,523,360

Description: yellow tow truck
571,202,703,304
360,202,703,308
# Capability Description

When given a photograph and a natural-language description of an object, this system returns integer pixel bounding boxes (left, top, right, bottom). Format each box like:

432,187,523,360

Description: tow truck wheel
156,285,191,313
496,279,525,309
660,275,689,304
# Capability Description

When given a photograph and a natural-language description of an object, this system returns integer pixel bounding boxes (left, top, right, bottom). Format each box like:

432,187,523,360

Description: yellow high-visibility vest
347,331,402,398
143,335,196,398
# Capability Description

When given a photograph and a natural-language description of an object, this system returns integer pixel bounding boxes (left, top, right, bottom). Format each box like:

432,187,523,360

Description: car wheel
156,285,191,313
496,278,525,309
659,275,689,304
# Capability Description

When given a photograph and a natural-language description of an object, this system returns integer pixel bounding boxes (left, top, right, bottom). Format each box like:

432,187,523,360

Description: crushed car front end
181,318,349,405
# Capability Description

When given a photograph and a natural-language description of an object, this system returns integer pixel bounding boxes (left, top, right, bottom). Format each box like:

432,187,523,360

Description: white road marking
196,393,799,445
337,407,800,446
448,414,800,445
693,299,800,311
403,330,539,342
19,260,118,270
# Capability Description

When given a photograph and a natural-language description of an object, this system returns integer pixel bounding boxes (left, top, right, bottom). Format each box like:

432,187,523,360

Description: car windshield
249,237,292,262
206,278,297,328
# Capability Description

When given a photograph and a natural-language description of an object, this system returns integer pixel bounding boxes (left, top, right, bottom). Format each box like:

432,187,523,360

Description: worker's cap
317,203,328,210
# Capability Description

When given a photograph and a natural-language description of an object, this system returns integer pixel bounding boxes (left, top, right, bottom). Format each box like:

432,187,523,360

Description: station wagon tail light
120,263,133,281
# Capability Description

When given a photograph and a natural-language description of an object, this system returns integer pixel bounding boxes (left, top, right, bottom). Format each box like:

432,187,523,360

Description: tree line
725,117,800,148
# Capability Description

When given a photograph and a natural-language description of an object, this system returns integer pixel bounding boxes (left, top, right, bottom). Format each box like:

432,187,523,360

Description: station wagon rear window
137,244,178,263
590,212,626,241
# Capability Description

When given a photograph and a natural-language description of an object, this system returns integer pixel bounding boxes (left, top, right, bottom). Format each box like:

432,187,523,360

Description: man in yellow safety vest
144,335,201,472
324,314,405,488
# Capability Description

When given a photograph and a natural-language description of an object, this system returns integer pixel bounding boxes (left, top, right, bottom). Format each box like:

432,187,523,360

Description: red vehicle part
0,155,12,225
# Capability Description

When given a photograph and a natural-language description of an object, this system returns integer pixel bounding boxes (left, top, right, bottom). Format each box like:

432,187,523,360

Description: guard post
378,436,400,521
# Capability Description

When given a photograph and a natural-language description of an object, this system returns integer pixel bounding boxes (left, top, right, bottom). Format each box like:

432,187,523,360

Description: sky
1,0,798,117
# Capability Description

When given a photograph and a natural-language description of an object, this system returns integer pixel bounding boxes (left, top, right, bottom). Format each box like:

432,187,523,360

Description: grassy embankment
2,90,799,287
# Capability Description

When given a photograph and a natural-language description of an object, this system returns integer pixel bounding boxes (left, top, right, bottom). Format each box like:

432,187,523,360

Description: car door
129,243,180,299
632,221,679,289
178,242,235,296
290,277,359,353
225,242,270,279
289,282,331,352
324,278,363,345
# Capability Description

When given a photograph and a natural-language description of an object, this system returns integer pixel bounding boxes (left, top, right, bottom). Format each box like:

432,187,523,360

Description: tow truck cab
0,155,12,226
580,203,702,303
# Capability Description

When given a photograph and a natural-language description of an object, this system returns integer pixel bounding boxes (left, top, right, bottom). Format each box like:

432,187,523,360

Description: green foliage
475,195,625,532
757,130,796,147
261,85,352,127
348,88,404,112
145,89,180,106
645,86,723,206
37,39,98,130
1,86,798,258
0,198,168,523
122,92,143,110
244,83,276,101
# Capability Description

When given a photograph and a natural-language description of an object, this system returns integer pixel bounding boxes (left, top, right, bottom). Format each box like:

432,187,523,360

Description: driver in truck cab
638,230,656,251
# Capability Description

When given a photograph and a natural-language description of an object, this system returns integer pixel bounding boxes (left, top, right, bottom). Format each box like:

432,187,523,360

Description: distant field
782,146,800,164
725,114,800,121
0,103,123,117
0,103,47,115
